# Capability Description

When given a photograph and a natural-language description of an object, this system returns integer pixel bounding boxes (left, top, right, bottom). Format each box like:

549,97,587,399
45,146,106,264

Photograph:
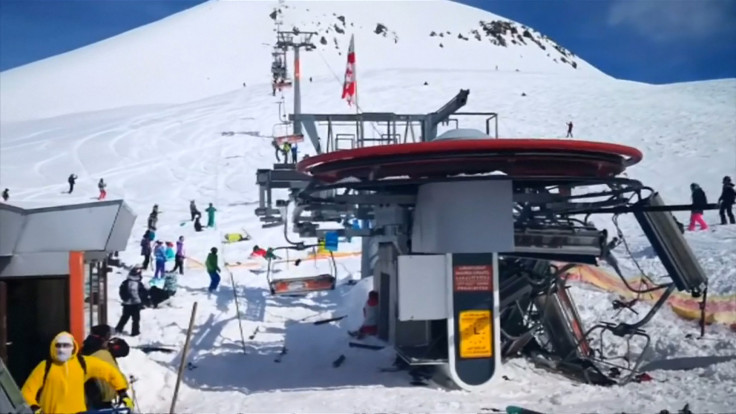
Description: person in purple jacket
170,236,186,275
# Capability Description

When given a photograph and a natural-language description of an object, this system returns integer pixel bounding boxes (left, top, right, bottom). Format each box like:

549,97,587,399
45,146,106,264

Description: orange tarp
561,264,736,326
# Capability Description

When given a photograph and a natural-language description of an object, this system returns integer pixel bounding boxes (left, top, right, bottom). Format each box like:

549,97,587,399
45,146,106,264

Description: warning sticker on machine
459,310,493,359
453,265,493,292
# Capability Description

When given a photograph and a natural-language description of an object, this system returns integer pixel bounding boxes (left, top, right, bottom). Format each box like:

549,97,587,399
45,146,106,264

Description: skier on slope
205,203,217,228
68,173,78,194
147,204,160,231
718,176,735,225
115,267,150,336
153,240,167,278
2,188,8,202
170,235,186,275
140,230,153,269
97,178,107,200
566,121,573,138
205,247,222,292
688,183,709,231
190,200,201,221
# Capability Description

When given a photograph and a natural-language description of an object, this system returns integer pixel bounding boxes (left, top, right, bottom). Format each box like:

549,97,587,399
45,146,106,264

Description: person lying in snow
250,245,280,260
349,291,379,339
193,213,204,232
149,271,179,308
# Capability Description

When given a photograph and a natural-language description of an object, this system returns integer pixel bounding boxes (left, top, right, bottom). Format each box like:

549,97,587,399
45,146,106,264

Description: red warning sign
453,265,493,292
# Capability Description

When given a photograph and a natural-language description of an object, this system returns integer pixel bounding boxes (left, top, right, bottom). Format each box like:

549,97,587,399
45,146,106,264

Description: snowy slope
2,1,736,413
2,70,736,413
0,0,604,123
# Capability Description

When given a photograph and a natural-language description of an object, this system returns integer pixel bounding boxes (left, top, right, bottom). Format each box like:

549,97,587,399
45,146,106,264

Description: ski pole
129,375,141,413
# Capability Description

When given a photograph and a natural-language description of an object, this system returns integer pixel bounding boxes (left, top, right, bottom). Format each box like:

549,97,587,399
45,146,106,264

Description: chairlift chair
265,247,337,296
272,122,304,146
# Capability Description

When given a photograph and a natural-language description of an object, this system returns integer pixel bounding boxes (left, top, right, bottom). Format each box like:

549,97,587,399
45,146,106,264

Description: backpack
37,354,87,401
119,280,131,302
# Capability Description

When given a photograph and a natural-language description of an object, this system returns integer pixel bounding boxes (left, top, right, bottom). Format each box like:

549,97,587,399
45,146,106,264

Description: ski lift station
0,200,135,388
255,28,710,389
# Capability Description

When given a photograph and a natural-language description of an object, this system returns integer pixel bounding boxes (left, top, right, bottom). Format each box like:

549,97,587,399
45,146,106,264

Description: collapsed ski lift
264,245,337,296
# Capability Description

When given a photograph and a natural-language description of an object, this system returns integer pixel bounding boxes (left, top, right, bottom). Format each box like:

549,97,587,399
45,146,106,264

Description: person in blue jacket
153,241,166,278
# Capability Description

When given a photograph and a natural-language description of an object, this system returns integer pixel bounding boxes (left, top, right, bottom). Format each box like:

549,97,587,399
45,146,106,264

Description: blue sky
1,0,734,84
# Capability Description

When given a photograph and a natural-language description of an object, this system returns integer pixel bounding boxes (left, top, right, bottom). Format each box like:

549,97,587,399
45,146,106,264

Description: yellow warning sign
459,310,492,359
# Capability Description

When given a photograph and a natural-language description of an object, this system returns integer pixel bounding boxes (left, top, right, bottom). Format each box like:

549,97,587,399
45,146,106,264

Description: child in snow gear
193,213,204,232
81,325,131,409
566,121,573,138
190,200,200,221
67,173,78,194
171,235,186,274
140,231,152,269
2,188,8,201
115,267,150,336
165,241,176,261
149,271,179,307
718,176,735,225
97,178,107,200
153,240,166,278
205,202,217,227
206,247,221,292
688,183,709,231
21,331,133,414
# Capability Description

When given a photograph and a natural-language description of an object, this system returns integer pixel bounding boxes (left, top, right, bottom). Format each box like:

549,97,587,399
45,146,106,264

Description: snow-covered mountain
0,0,605,123
1,1,736,413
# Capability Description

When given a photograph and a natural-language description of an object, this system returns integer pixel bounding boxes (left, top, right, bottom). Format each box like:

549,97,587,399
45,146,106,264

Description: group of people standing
272,140,298,163
688,176,735,231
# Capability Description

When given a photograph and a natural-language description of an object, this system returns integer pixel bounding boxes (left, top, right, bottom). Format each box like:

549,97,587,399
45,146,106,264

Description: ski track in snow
1,69,736,413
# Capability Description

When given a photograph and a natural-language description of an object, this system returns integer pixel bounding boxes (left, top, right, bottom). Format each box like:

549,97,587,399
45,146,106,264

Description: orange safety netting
560,263,736,327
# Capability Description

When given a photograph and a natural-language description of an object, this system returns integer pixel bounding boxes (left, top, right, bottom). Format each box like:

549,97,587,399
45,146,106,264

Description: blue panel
325,231,339,252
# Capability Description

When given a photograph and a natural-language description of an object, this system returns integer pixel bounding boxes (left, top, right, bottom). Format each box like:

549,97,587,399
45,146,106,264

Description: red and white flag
341,34,357,107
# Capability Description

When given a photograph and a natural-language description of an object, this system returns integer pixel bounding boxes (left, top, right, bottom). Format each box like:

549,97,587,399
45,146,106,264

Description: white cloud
607,0,736,42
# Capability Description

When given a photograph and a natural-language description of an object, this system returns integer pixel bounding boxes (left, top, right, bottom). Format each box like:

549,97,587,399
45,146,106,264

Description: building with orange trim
0,200,135,386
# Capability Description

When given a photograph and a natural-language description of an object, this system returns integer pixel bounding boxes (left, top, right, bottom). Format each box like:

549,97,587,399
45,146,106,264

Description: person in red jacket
350,291,379,339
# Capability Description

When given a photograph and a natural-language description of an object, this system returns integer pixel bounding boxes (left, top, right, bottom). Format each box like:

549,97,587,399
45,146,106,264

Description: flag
341,34,356,107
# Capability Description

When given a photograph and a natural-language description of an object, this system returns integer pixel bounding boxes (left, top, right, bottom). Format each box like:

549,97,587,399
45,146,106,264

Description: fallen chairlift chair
265,246,337,296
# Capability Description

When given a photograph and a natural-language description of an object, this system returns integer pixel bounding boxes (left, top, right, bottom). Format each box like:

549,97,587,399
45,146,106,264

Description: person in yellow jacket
21,331,134,414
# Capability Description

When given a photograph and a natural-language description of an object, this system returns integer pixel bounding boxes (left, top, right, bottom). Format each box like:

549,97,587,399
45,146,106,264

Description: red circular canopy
296,139,643,183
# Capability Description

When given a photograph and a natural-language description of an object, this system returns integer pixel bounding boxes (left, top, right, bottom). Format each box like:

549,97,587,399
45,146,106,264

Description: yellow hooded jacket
21,331,129,414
